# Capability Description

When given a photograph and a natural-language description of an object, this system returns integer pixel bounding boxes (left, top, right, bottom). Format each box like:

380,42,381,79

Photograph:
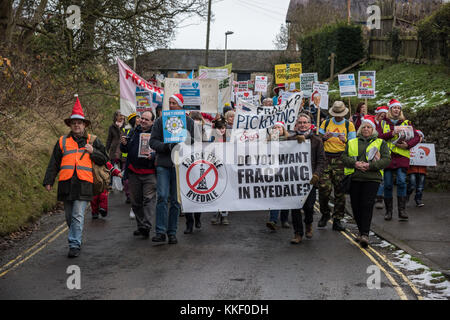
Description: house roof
135,49,284,73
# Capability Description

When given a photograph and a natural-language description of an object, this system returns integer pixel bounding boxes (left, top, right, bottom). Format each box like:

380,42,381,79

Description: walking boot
211,213,221,225
184,223,193,234
290,233,302,244
317,213,330,228
305,224,313,239
384,198,393,221
375,196,384,210
359,234,369,248
398,196,409,221
332,219,346,231
194,213,202,229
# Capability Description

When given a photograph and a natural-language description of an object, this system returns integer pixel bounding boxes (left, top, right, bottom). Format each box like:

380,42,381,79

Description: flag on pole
117,58,164,117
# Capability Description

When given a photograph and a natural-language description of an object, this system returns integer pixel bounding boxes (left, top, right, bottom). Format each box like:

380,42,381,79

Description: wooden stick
348,98,352,118
316,107,321,135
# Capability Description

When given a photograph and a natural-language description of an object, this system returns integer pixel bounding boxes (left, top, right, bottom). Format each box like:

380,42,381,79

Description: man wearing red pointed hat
43,96,108,258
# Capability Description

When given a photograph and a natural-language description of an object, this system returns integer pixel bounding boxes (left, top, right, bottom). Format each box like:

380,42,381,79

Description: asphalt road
0,191,408,300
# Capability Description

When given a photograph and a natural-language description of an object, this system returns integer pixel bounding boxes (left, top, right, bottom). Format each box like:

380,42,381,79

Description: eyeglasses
141,117,152,121
297,122,310,125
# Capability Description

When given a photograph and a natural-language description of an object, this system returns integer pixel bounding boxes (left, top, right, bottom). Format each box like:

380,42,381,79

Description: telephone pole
205,0,212,66
347,0,351,24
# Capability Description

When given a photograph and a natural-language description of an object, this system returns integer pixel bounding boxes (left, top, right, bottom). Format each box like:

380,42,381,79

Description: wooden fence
368,0,445,64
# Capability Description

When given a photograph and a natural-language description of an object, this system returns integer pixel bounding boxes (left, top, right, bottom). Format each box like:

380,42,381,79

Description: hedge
298,22,365,80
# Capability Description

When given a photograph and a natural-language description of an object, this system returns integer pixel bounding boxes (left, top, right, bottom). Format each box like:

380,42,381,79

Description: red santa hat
389,99,402,109
273,121,286,129
361,115,376,129
375,106,389,114
64,95,90,126
416,130,424,138
170,93,184,107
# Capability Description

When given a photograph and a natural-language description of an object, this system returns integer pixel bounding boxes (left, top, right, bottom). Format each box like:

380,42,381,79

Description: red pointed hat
64,95,91,126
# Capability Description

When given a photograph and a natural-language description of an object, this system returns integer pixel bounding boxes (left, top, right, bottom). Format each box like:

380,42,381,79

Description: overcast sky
171,0,291,50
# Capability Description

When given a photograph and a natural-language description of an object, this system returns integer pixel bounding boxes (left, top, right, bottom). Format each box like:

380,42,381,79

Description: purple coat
376,118,420,170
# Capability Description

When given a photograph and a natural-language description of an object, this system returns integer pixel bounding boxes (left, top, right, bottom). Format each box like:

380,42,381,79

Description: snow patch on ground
390,250,450,300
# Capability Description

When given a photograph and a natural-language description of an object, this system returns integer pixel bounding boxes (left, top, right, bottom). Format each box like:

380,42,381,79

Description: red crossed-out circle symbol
186,160,219,195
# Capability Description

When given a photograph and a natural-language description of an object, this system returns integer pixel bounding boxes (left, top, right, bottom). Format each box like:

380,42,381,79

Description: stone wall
407,103,450,190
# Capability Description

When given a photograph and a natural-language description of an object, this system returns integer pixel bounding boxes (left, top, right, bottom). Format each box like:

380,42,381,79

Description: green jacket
341,133,391,183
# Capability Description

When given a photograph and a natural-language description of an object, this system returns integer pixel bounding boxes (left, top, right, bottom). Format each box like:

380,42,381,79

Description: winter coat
341,132,391,183
149,115,195,168
106,123,124,161
120,125,156,174
43,131,108,201
287,131,326,178
376,118,420,170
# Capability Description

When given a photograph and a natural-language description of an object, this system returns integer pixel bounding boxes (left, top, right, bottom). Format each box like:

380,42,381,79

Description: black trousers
185,212,201,226
291,187,317,236
349,181,380,236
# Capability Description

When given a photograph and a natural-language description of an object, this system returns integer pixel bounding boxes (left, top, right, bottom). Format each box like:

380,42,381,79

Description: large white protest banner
233,92,303,132
163,78,219,113
177,141,313,212
117,58,164,117
410,143,437,166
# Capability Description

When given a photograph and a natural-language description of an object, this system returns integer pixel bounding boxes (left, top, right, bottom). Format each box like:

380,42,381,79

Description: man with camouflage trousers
318,101,356,231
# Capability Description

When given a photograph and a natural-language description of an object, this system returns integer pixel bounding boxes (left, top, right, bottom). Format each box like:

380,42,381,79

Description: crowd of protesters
44,84,427,258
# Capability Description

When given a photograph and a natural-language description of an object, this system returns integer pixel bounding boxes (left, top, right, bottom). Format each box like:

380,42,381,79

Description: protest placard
163,110,187,143
338,74,357,97
117,58,163,117
274,63,302,84
312,82,329,110
410,143,436,166
198,63,232,79
300,73,318,97
177,141,312,212
236,91,254,107
358,71,376,98
138,133,154,158
254,76,268,93
233,92,303,132
163,78,219,113
179,80,201,110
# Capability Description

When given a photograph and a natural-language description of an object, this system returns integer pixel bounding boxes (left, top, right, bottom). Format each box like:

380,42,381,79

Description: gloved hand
296,135,306,144
310,174,320,187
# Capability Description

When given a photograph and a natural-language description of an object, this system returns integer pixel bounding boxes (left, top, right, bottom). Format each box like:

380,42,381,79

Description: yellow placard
275,63,302,84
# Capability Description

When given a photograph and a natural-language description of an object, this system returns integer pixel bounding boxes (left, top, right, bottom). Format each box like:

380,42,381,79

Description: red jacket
376,118,420,170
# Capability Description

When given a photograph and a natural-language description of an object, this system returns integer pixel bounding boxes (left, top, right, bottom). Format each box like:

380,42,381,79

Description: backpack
324,118,350,138
89,135,111,196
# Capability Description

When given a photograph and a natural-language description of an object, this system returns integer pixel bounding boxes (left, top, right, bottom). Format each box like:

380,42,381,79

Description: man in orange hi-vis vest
43,96,108,258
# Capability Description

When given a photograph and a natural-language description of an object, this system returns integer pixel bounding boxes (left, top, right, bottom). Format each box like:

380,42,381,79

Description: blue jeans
64,200,88,249
408,173,425,201
384,168,407,198
269,210,289,223
155,166,180,236
377,181,384,197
